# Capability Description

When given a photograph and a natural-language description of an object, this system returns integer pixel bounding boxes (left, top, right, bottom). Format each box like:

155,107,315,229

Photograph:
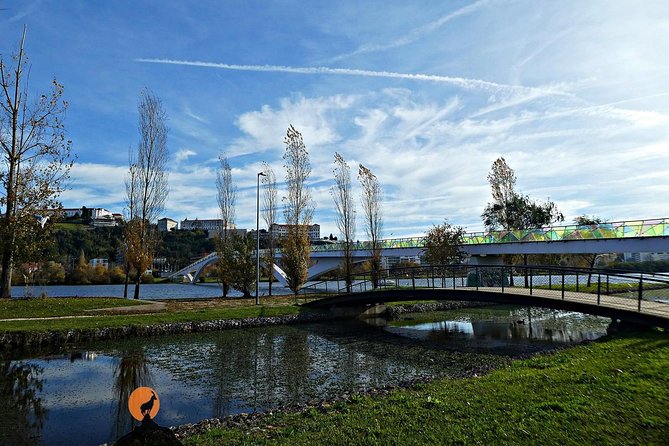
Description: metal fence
299,264,669,317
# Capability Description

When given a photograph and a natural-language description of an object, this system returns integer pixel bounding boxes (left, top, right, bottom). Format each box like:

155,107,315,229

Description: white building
181,218,236,232
158,218,178,232
89,258,109,269
269,223,321,241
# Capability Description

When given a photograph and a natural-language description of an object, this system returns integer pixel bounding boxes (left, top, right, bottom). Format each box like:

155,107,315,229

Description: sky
2,0,668,238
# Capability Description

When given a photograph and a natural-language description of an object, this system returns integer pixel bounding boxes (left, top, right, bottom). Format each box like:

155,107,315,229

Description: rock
113,417,183,446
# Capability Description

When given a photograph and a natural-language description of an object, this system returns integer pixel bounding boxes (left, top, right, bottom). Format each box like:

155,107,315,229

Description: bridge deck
304,285,669,328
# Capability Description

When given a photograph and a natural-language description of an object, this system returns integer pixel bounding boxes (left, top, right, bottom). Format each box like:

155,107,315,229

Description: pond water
13,282,294,300
0,305,610,446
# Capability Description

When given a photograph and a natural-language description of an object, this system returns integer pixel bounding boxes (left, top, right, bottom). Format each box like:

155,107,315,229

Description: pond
12,282,294,300
0,305,610,446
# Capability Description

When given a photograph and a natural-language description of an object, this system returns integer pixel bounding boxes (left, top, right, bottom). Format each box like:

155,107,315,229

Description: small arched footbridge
300,265,669,328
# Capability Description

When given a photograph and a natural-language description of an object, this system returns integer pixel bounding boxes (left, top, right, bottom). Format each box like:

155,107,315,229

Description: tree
423,220,466,266
358,164,383,288
0,28,73,298
331,153,356,292
124,89,169,299
215,154,236,297
482,157,563,231
481,157,563,286
281,125,314,295
261,162,278,296
218,232,256,298
482,157,516,231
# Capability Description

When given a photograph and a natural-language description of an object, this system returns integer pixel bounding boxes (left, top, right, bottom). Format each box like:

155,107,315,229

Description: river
0,305,610,446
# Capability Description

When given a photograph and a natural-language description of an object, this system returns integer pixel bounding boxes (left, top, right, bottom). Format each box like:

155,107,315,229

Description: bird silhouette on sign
140,391,158,418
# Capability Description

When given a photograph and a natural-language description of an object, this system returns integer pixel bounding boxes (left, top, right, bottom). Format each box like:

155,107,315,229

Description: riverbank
0,296,485,351
176,329,669,446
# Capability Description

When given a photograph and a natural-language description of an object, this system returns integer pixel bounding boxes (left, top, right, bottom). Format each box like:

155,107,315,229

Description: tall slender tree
261,162,278,296
482,157,517,231
216,154,236,297
124,88,169,299
281,125,314,295
0,27,73,298
358,164,383,288
331,153,355,292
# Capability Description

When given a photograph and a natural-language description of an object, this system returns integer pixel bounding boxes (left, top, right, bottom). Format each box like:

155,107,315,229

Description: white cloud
175,149,197,163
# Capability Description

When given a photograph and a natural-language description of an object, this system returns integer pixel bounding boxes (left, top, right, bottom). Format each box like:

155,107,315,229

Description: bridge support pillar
327,304,387,320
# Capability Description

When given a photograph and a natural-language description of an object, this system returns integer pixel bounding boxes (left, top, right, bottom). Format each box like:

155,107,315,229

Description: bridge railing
308,217,669,252
299,264,669,316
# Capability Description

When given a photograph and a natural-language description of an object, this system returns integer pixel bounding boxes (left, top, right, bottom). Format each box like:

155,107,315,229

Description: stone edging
0,312,333,351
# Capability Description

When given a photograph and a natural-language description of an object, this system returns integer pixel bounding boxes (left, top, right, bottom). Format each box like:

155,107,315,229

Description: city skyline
2,1,668,237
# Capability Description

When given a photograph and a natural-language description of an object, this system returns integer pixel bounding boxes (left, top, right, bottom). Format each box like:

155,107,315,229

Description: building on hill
158,217,178,232
89,258,109,269
181,218,235,232
270,223,321,241
180,218,247,239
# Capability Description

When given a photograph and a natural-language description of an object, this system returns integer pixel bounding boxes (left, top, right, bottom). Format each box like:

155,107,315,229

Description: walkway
302,265,669,328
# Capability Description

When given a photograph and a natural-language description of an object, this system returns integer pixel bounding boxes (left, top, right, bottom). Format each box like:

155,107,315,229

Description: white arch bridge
167,217,669,285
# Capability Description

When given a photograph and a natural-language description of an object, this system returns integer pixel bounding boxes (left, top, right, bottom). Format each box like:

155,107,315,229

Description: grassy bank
0,296,310,332
184,330,669,446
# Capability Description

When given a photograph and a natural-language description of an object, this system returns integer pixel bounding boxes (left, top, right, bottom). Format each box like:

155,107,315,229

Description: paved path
472,286,669,319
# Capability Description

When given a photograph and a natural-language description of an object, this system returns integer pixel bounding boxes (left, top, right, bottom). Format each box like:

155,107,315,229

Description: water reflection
111,348,152,439
0,361,45,446
387,307,608,349
0,306,610,445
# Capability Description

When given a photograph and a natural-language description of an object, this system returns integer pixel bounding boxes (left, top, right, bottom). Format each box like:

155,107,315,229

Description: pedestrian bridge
168,217,669,284
301,264,669,329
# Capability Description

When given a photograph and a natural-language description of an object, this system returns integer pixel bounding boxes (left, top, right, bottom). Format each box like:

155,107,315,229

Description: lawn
184,329,669,446
0,296,312,332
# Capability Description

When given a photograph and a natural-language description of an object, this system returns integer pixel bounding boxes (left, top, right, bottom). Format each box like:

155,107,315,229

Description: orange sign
128,387,160,421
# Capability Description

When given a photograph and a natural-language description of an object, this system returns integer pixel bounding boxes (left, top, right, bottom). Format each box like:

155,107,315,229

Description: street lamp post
256,171,266,305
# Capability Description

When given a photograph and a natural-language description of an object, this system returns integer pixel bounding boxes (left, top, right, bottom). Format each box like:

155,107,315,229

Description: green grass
185,330,669,446
0,297,145,319
0,298,309,332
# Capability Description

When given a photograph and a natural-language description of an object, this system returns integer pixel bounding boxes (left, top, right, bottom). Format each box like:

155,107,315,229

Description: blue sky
2,0,668,237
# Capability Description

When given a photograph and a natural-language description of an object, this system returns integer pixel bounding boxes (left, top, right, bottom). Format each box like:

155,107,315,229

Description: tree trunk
1,250,13,298
133,274,141,299
123,262,130,298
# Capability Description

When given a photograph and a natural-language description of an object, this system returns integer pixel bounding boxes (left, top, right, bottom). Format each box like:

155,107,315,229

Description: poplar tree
281,125,314,295
358,164,383,288
0,28,73,298
124,89,169,299
261,162,278,295
331,153,355,292
216,154,236,297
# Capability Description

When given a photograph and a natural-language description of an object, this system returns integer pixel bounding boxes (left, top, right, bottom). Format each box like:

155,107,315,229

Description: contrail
331,0,496,62
136,58,565,96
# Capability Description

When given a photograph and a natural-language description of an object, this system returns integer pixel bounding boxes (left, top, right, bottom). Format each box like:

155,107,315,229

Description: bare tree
0,27,73,298
282,125,314,295
216,154,236,297
124,88,169,300
358,164,382,288
261,162,278,296
331,153,355,292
